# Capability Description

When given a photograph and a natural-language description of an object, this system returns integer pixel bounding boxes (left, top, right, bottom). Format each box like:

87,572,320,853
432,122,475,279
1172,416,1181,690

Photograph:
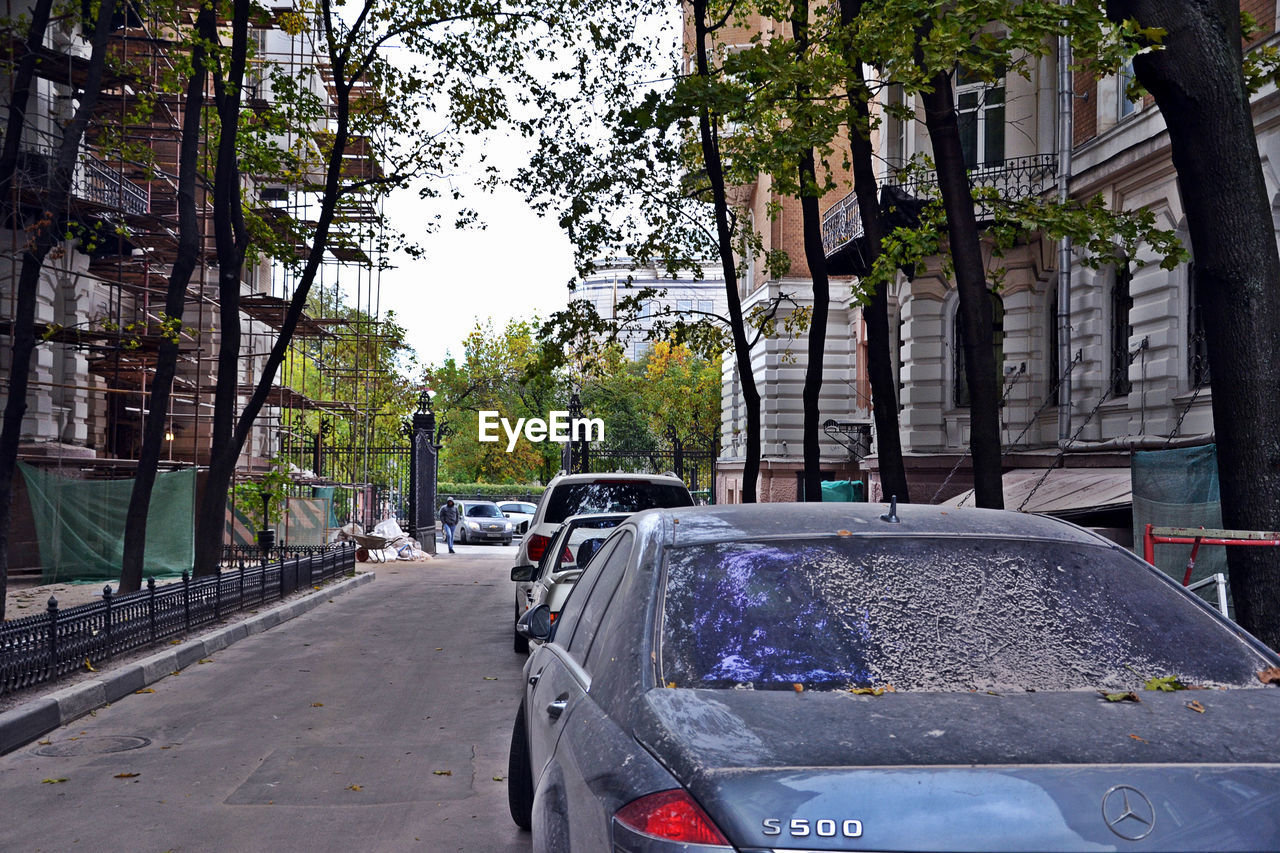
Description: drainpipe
1056,11,1073,445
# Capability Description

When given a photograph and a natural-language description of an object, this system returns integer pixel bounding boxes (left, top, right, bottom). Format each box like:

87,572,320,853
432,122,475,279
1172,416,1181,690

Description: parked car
499,501,538,535
453,500,514,546
518,513,629,651
509,472,692,652
508,502,1280,852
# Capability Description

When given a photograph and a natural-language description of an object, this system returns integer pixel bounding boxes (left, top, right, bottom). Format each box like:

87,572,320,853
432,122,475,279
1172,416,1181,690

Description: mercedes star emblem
1102,784,1156,841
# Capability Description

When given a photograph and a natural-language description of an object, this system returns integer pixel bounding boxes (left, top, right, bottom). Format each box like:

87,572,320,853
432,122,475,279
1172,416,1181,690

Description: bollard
46,596,59,677
102,585,114,660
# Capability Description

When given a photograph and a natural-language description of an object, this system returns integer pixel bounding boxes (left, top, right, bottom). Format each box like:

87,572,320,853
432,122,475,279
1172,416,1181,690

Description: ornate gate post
409,390,439,555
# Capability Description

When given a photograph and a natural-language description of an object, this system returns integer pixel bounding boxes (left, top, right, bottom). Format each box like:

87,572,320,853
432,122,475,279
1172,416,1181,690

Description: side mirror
517,604,553,642
510,566,534,582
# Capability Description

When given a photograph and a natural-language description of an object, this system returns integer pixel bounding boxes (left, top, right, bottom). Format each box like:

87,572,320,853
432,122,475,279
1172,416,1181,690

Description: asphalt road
0,542,533,853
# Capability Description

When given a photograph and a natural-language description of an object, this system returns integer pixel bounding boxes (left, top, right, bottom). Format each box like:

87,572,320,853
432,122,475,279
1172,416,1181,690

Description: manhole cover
34,735,151,757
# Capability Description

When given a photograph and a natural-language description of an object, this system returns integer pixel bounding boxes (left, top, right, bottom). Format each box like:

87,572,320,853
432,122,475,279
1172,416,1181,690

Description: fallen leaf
793,683,804,693
1128,733,1147,743
483,676,498,681
1144,675,1187,692
170,640,181,645
493,776,505,782
666,681,677,689
170,670,181,676
135,688,155,694
114,773,140,779
42,778,67,784
198,659,213,665
1258,666,1280,685
836,529,852,537
346,784,362,792
849,686,889,696
84,658,96,672
433,770,452,776
311,702,324,708
1101,691,1141,703
1186,700,1206,713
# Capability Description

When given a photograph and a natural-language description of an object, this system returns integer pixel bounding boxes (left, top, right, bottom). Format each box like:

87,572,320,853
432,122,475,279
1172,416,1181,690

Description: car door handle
546,698,567,720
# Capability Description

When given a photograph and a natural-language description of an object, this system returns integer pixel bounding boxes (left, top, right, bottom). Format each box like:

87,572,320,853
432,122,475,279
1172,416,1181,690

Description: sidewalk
0,564,382,754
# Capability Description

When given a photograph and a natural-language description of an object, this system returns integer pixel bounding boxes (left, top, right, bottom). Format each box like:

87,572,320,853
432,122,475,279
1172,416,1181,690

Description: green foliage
438,482,545,499
230,456,293,531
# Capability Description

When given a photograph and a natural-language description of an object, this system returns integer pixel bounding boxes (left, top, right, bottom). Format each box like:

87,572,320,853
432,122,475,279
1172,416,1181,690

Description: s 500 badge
762,818,863,838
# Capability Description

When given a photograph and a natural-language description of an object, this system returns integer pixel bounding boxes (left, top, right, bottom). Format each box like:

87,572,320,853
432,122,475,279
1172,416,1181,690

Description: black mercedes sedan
507,502,1280,852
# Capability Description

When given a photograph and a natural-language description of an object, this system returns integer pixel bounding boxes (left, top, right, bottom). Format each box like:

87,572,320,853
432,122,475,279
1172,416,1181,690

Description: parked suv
509,472,693,651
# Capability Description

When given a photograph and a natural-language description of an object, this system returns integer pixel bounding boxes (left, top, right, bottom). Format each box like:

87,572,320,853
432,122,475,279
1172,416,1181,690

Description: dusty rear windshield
544,483,691,524
659,537,1271,693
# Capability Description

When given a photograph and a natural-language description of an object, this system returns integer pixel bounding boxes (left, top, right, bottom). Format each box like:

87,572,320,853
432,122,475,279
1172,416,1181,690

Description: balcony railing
78,155,149,216
4,139,149,217
822,153,1058,258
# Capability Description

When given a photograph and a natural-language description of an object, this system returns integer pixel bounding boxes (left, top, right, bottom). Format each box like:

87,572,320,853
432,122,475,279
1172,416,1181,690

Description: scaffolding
0,1,404,581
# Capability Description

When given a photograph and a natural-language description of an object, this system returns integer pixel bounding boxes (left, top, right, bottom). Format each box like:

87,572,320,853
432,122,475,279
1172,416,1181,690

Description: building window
698,299,714,314
1117,60,1140,120
953,291,1004,409
1110,265,1133,397
1187,262,1211,387
1047,289,1060,406
956,70,1005,168
677,299,692,313
886,83,910,171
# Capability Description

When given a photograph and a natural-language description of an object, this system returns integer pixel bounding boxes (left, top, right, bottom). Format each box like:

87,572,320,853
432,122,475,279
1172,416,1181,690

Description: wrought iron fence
0,544,356,696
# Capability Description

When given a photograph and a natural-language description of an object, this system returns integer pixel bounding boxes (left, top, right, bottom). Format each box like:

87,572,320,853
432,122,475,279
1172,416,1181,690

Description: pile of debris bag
331,518,431,562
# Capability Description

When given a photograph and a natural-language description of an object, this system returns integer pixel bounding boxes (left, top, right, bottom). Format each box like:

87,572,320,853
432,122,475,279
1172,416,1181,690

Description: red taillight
526,533,551,562
560,546,574,563
614,789,729,845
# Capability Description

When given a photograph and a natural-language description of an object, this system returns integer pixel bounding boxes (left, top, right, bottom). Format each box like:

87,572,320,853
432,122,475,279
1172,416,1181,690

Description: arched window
1110,264,1133,397
953,291,1004,409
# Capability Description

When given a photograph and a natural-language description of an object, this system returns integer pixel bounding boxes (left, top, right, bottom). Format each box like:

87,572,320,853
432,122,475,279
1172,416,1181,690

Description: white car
454,499,514,546
509,471,693,652
498,501,538,535
523,513,630,646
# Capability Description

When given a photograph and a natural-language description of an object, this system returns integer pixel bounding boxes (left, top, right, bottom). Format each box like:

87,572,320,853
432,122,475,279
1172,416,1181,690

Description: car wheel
458,526,468,545
503,538,512,546
514,604,529,654
508,701,534,830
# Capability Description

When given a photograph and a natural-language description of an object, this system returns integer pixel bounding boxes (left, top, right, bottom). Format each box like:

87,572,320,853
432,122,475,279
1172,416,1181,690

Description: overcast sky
376,176,578,371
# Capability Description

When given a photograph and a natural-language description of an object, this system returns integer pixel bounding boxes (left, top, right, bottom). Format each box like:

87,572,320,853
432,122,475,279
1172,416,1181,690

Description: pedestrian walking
439,498,460,553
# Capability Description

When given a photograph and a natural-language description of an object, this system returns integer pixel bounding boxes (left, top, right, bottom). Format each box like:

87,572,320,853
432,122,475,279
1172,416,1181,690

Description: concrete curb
0,570,376,755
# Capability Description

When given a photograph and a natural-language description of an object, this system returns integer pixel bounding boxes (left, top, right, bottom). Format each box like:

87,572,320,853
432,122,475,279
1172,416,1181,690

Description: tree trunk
792,0,831,503
919,70,1004,509
119,5,214,591
1109,0,1280,649
0,1,119,617
692,0,760,502
192,0,252,576
839,0,911,504
0,0,54,218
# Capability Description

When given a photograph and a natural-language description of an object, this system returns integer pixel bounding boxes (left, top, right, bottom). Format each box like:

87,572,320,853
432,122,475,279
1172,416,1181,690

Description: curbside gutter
0,570,376,756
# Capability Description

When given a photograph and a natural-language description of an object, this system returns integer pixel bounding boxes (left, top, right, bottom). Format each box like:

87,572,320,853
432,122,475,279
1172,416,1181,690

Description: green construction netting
1131,444,1228,608
821,480,865,502
20,463,196,583
312,486,340,528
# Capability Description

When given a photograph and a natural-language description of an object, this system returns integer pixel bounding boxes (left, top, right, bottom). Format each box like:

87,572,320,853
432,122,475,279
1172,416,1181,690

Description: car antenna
880,495,900,524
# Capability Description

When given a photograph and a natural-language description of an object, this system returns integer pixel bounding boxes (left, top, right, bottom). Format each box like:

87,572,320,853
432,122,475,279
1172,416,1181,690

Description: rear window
544,482,691,525
660,537,1271,693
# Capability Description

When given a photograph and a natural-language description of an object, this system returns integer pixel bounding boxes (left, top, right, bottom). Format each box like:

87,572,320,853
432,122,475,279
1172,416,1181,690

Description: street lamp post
257,488,276,567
